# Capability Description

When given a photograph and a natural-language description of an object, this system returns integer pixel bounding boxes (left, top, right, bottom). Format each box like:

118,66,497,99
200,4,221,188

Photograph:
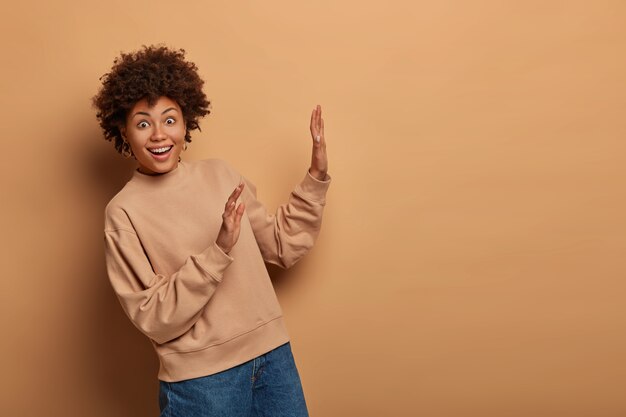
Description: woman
92,44,330,417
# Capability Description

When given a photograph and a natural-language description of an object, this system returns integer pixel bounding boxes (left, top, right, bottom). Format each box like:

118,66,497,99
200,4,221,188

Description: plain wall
1,1,625,416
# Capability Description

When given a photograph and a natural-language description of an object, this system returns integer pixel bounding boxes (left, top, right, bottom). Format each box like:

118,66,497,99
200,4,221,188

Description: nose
151,122,167,141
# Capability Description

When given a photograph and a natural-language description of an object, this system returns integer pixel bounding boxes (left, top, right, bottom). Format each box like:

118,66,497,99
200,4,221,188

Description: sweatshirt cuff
191,241,235,283
295,170,332,204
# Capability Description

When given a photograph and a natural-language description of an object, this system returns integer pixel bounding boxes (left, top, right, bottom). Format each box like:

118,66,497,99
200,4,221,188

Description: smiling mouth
148,145,173,155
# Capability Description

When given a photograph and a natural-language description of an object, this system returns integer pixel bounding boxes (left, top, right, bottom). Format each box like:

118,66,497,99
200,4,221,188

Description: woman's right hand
216,181,246,254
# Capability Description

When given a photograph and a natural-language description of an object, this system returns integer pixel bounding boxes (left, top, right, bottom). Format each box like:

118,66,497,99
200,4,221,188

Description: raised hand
309,104,328,180
215,181,246,254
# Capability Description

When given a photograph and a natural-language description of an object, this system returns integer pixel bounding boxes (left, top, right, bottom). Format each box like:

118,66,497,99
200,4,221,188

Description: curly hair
92,44,211,155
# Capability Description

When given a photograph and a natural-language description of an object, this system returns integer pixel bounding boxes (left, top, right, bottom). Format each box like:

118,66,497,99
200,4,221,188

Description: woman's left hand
308,104,328,181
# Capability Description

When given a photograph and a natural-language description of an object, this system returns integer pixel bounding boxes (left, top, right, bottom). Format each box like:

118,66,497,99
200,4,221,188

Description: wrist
216,241,230,255
308,168,327,181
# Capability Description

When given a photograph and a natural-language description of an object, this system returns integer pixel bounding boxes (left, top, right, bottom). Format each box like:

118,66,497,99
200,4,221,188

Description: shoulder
104,198,134,233
103,182,140,232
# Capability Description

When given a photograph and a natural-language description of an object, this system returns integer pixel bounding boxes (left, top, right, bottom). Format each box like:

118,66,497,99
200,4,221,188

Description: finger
226,182,244,207
314,117,324,146
226,203,244,227
312,106,321,143
224,201,236,217
235,203,245,222
234,181,245,199
226,191,237,207
318,105,322,129
225,196,235,210
310,108,317,136
316,105,320,131
230,181,244,197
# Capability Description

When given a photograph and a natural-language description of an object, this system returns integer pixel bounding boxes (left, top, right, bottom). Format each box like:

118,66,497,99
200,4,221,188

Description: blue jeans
158,342,309,417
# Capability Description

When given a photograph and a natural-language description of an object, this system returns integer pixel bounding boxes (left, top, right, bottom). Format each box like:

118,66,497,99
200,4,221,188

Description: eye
137,121,149,128
165,117,176,125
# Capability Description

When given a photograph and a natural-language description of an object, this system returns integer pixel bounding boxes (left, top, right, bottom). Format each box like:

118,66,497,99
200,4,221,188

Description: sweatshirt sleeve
104,216,234,345
239,169,331,269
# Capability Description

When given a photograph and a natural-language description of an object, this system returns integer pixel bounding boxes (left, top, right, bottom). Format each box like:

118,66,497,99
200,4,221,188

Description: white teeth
149,146,172,154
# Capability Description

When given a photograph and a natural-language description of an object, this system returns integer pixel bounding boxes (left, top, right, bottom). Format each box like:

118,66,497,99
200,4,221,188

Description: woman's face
121,96,186,175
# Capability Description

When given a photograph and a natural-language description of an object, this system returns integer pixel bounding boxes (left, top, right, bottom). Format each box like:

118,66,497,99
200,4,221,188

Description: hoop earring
121,139,132,159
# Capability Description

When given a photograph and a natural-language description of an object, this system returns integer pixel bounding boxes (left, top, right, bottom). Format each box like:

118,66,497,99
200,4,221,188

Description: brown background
1,1,625,416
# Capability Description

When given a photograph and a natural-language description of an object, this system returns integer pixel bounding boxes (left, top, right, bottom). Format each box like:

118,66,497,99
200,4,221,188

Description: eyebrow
132,107,178,119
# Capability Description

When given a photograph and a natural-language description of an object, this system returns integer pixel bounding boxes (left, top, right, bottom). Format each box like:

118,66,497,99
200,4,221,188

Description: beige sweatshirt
103,158,331,382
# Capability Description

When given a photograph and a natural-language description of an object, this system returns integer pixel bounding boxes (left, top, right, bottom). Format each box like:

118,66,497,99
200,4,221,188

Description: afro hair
92,44,211,155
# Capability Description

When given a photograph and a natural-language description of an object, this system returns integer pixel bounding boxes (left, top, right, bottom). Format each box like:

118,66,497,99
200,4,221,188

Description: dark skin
216,105,328,254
